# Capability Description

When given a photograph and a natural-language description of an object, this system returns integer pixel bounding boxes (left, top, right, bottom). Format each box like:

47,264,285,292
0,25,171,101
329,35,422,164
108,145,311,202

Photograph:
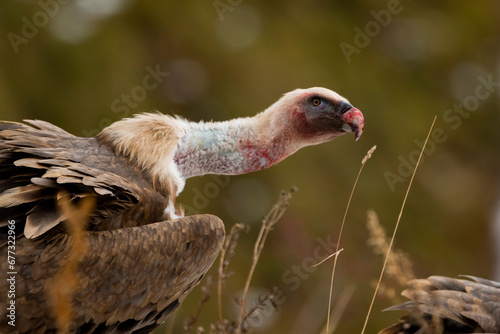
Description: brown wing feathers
7,214,224,333
0,120,154,238
0,120,226,333
380,276,500,334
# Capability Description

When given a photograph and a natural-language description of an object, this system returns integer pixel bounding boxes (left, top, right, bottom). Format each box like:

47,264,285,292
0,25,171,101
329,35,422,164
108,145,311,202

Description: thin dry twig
361,116,437,334
318,284,356,334
184,276,215,333
312,249,344,268
315,145,376,333
239,287,280,328
217,223,249,330
234,187,296,334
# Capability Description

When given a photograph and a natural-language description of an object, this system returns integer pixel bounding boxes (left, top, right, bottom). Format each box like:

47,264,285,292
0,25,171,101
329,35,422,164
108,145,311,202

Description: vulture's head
267,87,364,147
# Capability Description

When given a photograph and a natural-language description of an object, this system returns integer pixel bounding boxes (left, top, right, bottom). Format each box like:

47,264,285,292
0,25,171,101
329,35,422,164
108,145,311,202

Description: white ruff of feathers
98,87,358,220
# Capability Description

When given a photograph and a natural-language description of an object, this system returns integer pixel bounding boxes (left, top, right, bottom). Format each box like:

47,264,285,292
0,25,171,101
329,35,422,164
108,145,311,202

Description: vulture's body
0,121,224,333
380,276,500,334
0,88,364,333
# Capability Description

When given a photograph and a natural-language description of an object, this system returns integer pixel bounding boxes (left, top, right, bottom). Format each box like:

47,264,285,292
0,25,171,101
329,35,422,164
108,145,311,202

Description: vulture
380,275,500,334
0,87,364,333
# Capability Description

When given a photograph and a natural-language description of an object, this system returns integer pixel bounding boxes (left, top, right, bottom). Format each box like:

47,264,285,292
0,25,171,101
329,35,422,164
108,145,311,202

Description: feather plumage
380,276,500,334
0,87,363,333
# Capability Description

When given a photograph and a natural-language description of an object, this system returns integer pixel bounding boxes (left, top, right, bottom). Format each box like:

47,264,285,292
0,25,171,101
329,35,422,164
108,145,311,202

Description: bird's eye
311,97,322,107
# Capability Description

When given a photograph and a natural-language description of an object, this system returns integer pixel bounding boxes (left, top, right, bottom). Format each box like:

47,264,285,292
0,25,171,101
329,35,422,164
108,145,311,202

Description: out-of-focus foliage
1,1,499,333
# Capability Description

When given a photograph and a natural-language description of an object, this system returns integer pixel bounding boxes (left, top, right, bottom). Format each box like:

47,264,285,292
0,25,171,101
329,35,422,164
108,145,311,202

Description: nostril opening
337,101,353,114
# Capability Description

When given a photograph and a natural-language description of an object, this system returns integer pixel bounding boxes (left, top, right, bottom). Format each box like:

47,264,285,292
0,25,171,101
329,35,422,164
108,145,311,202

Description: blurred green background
1,1,499,333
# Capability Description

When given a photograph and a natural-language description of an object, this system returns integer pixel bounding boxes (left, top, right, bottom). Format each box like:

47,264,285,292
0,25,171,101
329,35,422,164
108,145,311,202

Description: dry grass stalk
316,145,376,334
182,189,293,334
360,116,437,334
374,282,396,301
312,248,344,267
217,223,249,331
366,210,414,287
183,223,248,334
46,194,94,333
238,287,280,329
184,276,215,333
234,187,297,334
318,284,356,334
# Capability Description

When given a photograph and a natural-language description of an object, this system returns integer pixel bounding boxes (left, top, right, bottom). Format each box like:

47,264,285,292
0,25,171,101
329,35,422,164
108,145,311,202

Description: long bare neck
174,113,292,178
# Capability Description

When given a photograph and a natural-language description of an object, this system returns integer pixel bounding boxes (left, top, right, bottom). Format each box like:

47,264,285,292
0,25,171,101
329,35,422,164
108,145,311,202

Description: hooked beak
341,107,364,141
